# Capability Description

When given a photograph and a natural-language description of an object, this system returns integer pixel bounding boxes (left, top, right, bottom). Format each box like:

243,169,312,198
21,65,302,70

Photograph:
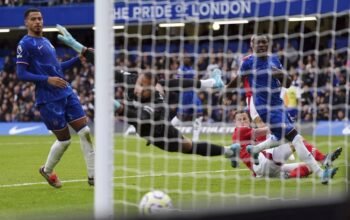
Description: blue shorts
38,93,86,131
257,106,295,140
177,91,203,116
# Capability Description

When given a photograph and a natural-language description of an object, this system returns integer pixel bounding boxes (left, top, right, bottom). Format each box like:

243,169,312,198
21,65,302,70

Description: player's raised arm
159,67,224,90
56,24,94,63
271,66,292,88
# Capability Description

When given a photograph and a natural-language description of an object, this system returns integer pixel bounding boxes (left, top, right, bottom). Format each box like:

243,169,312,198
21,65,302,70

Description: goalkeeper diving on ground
56,24,238,158
57,25,341,185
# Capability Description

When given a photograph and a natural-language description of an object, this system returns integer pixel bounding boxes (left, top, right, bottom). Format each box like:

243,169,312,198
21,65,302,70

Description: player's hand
47,76,68,88
56,24,85,53
114,99,124,114
80,47,95,64
271,67,292,88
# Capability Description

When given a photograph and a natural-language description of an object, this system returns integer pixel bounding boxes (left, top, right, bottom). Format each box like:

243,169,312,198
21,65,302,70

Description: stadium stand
0,39,348,122
0,0,93,6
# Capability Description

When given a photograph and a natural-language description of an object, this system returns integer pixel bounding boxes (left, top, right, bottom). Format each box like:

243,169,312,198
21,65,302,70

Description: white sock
192,116,202,142
171,116,182,126
254,135,281,153
78,126,95,178
44,139,71,174
292,134,323,177
270,143,293,163
200,79,215,89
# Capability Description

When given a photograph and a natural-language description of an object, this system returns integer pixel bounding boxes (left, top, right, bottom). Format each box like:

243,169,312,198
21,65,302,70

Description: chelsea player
16,8,94,188
170,56,203,142
228,34,337,184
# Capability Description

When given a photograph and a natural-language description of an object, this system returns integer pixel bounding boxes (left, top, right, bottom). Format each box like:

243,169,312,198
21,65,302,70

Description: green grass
0,135,348,219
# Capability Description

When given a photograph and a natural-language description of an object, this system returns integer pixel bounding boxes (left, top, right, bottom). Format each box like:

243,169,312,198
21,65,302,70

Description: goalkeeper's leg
149,123,229,157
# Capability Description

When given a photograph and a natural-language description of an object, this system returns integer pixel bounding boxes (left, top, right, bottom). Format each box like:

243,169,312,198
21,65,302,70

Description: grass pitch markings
0,169,246,188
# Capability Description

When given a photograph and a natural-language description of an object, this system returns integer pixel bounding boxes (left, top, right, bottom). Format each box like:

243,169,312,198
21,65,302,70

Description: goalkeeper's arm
56,24,94,63
81,47,95,64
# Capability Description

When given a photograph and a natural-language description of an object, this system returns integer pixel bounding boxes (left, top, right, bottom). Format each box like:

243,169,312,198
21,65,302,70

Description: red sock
303,140,325,162
288,165,311,178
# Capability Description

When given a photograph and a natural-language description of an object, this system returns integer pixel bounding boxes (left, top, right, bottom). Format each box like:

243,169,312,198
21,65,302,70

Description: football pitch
0,134,348,219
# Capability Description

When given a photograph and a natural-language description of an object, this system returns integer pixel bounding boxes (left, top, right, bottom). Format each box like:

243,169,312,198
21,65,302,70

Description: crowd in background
0,40,349,123
0,0,92,7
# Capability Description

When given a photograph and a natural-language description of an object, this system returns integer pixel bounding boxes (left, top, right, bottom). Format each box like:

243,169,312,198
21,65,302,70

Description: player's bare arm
271,66,292,88
225,75,241,89
252,127,270,139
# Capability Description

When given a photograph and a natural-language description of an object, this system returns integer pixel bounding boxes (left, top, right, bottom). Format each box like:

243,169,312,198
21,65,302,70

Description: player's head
183,55,193,66
250,34,270,57
24,8,43,36
134,72,158,100
234,110,251,127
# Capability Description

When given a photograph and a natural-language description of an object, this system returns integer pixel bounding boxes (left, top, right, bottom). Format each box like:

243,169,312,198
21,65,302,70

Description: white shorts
253,149,282,178
246,96,259,121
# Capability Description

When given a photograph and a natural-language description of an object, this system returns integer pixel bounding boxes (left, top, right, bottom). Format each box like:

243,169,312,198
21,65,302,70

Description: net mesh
110,0,349,216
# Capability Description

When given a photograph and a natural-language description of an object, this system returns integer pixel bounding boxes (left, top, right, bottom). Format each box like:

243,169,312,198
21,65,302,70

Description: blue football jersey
177,65,196,79
239,55,284,111
176,65,203,115
16,35,73,104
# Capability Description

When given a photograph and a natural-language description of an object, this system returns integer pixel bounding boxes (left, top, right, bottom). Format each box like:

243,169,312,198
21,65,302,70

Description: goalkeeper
57,25,236,157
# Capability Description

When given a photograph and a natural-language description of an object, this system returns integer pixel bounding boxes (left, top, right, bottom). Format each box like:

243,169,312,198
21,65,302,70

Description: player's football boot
88,177,94,186
246,145,260,165
224,143,241,168
210,68,224,89
322,147,342,168
320,167,339,185
39,166,62,188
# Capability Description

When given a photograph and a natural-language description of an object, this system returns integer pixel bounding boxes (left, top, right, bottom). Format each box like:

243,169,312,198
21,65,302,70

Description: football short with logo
126,106,184,152
38,93,85,131
177,91,203,116
256,104,295,140
142,123,185,152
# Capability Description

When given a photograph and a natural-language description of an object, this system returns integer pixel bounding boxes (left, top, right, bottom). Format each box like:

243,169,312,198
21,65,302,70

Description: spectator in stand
0,35,348,123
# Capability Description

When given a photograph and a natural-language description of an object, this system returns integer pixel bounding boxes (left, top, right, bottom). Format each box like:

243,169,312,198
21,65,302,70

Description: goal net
96,0,349,217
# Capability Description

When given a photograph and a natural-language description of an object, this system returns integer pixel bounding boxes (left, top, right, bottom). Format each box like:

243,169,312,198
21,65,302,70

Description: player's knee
77,126,90,136
181,138,193,153
285,129,298,142
58,139,71,151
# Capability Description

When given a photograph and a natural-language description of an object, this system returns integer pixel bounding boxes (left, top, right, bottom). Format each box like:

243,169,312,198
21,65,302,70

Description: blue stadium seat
335,37,349,49
0,49,11,57
228,41,239,52
155,44,166,53
0,57,4,71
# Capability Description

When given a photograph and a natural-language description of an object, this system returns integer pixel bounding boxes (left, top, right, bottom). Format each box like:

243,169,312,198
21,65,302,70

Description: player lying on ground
57,24,238,158
112,70,234,156
227,110,341,178
223,34,337,184
16,9,94,188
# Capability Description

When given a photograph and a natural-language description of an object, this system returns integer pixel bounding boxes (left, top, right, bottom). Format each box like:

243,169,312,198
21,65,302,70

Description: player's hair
24,8,41,19
234,109,252,122
250,33,270,43
141,72,158,85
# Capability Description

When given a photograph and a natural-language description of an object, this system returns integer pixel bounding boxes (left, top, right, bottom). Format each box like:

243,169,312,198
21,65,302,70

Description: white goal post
94,0,115,219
